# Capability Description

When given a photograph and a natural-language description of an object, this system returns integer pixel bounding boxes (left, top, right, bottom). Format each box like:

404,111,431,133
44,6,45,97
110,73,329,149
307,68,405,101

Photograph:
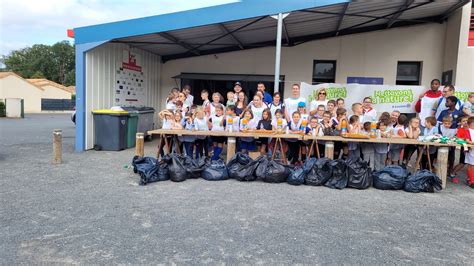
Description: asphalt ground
1,114,473,264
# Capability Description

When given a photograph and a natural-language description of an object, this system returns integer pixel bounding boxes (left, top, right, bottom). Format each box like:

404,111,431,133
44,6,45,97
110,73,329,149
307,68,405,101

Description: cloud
0,0,238,56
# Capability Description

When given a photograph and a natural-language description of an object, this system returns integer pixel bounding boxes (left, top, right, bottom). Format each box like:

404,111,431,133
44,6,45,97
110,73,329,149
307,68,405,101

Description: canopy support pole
272,13,289,93
273,13,283,93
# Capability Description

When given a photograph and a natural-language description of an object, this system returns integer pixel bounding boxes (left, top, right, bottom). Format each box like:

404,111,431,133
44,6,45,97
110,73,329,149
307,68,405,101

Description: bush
0,100,5,117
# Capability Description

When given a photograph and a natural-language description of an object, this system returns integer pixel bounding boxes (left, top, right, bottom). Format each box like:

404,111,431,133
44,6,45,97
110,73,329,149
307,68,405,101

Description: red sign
469,30,474,47
122,51,142,72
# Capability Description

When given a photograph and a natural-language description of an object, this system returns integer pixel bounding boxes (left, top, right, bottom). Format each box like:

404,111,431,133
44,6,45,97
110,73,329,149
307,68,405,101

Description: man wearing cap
284,83,306,123
257,82,272,105
233,82,243,102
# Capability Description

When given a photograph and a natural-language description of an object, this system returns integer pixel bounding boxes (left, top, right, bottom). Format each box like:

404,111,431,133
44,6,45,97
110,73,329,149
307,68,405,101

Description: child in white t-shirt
389,115,407,165
347,115,361,159
374,120,390,171
362,122,375,169
193,108,208,158
208,105,225,160
462,92,474,117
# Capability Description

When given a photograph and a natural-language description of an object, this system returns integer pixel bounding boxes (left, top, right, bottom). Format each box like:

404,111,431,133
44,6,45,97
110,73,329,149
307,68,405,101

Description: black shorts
212,136,226,144
256,137,269,145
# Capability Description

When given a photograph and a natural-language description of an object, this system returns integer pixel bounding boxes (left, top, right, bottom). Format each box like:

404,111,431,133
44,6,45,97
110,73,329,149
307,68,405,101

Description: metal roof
75,0,470,62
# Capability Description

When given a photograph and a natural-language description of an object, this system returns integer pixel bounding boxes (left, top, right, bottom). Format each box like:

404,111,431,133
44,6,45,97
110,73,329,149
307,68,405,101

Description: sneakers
450,176,459,184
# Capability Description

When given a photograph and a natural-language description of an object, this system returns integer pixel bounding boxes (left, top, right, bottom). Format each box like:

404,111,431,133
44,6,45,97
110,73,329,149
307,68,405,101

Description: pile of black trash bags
132,153,442,193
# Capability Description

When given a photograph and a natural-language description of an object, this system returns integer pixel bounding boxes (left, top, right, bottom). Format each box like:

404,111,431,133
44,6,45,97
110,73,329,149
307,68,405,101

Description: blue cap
298,102,306,107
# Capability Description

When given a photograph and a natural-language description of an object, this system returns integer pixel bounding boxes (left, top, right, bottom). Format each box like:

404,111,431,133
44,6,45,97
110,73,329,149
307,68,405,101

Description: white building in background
27,79,73,100
0,72,43,113
71,0,473,151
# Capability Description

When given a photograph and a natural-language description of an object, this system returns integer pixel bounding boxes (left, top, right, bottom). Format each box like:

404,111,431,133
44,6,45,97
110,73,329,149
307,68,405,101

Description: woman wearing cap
284,84,306,123
309,88,329,116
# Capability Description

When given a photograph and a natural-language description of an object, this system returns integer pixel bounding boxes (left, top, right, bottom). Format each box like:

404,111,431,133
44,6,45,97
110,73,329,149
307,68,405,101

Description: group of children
161,86,474,187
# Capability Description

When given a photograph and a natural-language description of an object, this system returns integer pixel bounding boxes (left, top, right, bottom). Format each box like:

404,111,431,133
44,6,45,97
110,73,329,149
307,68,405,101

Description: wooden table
147,129,471,189
147,129,302,163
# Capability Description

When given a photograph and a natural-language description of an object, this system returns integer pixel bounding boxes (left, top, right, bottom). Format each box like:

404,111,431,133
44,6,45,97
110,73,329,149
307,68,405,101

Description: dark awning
109,0,470,62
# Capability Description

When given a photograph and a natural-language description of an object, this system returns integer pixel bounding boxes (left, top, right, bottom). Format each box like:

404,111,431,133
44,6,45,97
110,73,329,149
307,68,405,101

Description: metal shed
73,0,470,151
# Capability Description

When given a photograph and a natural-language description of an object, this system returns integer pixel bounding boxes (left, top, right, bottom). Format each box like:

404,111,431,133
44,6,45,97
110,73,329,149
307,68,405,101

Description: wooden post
135,133,145,157
325,141,334,160
227,137,236,163
437,147,449,189
52,129,62,164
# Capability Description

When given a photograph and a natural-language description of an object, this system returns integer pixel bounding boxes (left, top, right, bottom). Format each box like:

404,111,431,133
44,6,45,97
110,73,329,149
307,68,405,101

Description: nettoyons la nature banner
300,82,471,113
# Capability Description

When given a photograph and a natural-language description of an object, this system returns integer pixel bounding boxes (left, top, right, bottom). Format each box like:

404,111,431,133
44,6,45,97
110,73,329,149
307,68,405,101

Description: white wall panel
85,43,161,150
161,23,447,105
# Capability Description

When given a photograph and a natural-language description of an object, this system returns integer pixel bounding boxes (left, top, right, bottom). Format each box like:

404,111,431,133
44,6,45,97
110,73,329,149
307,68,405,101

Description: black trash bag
305,158,332,186
325,159,348,189
346,157,372,189
168,154,188,182
372,165,409,190
404,170,442,193
132,156,170,185
227,153,259,181
202,159,229,181
255,156,290,183
182,156,208,179
254,156,269,179
288,167,305,186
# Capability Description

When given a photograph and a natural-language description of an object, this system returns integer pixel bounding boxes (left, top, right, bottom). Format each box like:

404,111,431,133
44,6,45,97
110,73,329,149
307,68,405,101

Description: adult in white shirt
309,88,329,116
249,94,267,121
433,85,462,119
182,85,193,107
284,83,306,122
362,96,377,122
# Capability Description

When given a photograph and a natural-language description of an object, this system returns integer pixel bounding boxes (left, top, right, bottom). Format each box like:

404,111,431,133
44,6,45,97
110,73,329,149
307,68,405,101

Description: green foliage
0,41,75,86
31,71,45,79
0,100,5,117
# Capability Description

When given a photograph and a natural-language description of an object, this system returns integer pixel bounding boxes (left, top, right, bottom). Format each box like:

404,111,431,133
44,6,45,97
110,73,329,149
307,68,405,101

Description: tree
0,41,75,86
31,71,45,79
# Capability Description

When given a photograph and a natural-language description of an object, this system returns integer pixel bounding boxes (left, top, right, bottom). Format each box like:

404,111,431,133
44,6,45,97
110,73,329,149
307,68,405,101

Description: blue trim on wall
73,0,349,44
75,41,108,152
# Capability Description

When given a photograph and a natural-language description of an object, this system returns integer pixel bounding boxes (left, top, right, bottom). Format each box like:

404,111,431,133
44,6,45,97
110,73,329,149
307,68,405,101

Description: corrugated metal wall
85,43,161,150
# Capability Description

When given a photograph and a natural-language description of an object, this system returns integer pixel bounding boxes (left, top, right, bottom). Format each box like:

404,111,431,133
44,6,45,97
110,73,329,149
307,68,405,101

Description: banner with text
300,82,471,114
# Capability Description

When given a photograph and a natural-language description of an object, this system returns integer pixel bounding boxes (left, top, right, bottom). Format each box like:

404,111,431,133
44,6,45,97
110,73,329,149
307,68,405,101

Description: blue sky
0,0,237,56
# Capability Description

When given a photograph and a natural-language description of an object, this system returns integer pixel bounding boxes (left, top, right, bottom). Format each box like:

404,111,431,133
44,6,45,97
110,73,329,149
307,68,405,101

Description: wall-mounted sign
114,49,146,106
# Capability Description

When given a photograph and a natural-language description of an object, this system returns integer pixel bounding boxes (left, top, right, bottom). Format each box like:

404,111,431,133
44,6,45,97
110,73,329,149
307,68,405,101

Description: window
396,61,422,85
312,60,336,84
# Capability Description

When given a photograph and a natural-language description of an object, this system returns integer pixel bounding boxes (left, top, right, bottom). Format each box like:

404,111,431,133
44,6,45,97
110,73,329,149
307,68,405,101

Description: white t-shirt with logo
250,103,268,121
209,103,225,117
284,97,305,120
463,101,473,115
209,115,225,131
268,102,284,119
